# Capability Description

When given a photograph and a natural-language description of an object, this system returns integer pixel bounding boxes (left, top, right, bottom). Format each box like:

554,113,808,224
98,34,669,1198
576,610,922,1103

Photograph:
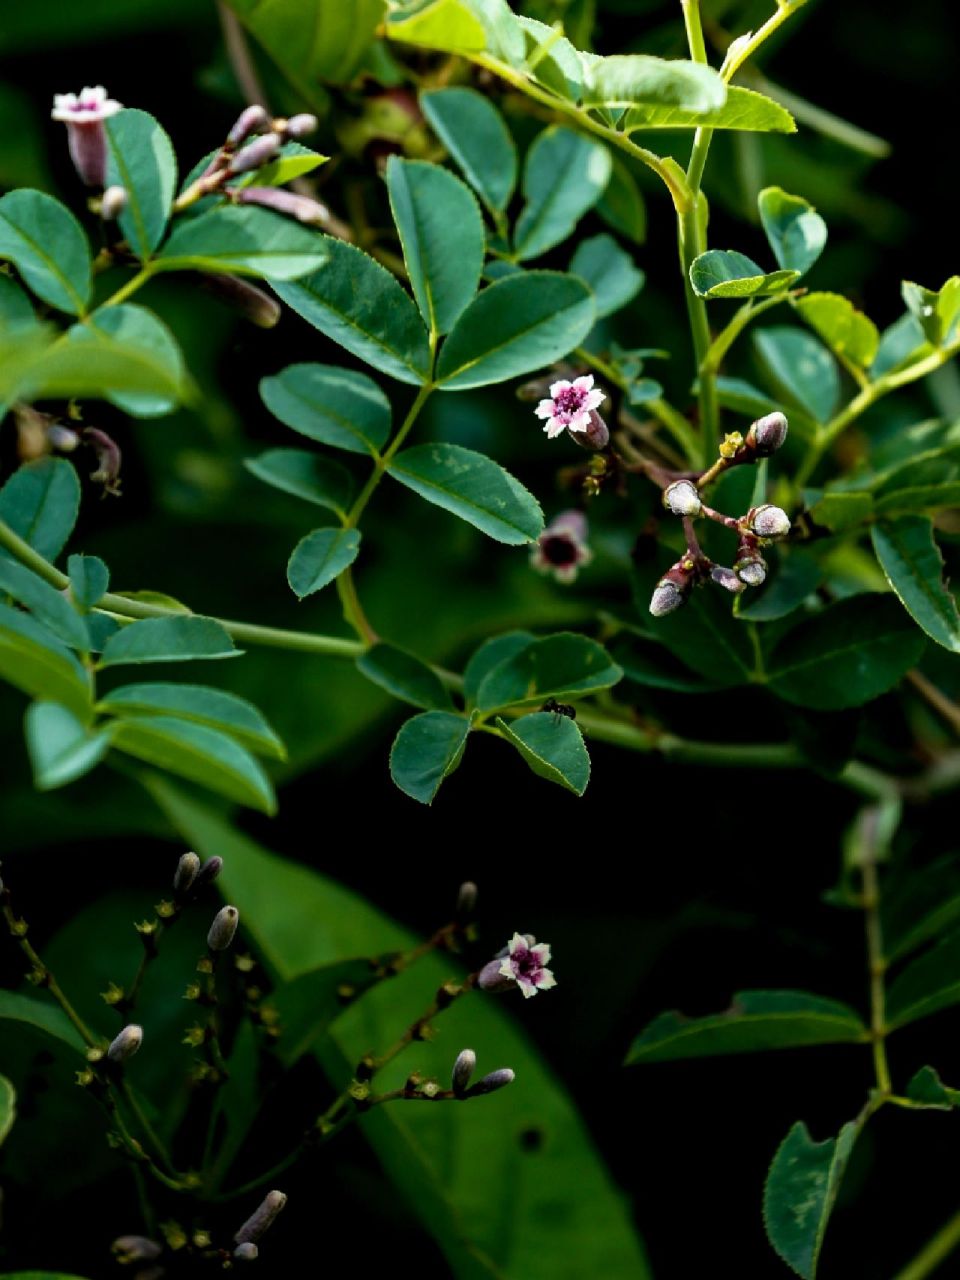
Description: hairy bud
279,112,318,139
228,104,270,146
467,1068,515,1096
455,881,478,919
196,856,223,885
649,561,695,617
208,906,239,952
663,479,702,518
748,411,788,456
100,185,128,220
234,1242,259,1261
227,133,282,176
108,1024,143,1063
235,1190,287,1245
476,959,515,993
451,1048,476,1096
173,852,200,894
112,1235,162,1263
710,565,745,595
750,504,791,539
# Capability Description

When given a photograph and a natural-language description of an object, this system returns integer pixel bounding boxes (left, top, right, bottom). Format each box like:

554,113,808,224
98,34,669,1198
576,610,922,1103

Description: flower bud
710,565,745,595
196,856,224,885
663,479,702,518
112,1235,162,1263
737,557,767,587
228,104,270,146
173,852,200,894
196,272,281,328
227,133,282,177
455,881,478,919
47,424,81,453
750,504,791,539
100,185,128,220
235,186,329,226
108,1024,143,1063
234,1242,259,1261
747,411,788,457
649,560,697,616
235,1190,287,1244
466,1068,515,1096
208,906,239,952
476,959,515,993
279,112,318,139
568,408,609,451
51,86,122,187
451,1048,476,1096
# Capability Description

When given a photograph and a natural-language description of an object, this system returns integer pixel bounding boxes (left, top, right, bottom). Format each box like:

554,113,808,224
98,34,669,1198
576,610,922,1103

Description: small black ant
541,698,577,721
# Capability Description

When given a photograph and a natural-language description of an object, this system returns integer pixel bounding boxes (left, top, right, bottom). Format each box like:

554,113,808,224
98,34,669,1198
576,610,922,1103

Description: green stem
679,198,718,465
720,1,808,82
119,1079,177,1176
2,900,100,1050
894,1208,960,1280
861,852,892,1096
99,267,155,310
345,382,435,531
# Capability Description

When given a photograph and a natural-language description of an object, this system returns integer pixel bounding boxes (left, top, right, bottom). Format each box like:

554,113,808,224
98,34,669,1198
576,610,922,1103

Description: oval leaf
513,127,612,261
0,558,89,650
98,681,285,760
104,108,177,259
356,643,453,710
623,85,795,134
0,459,80,563
389,709,471,804
476,632,622,711
24,701,111,789
690,249,799,299
67,554,110,610
157,205,328,280
260,362,391,456
569,233,645,318
758,187,827,277
287,527,361,599
579,53,725,113
73,303,186,417
463,630,536,706
420,86,517,213
99,616,240,668
496,710,590,795
0,602,91,717
0,189,91,315
887,930,960,1029
794,292,878,368
755,326,839,424
871,516,960,652
245,448,353,515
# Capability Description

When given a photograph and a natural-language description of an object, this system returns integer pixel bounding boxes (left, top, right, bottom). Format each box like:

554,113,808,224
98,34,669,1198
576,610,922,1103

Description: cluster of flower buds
477,933,557,999
451,1048,515,1098
530,509,593,584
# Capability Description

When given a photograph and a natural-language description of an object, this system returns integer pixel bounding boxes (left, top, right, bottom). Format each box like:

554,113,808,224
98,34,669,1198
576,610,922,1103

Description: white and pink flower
497,933,557,999
530,509,593,584
52,86,122,187
534,374,605,439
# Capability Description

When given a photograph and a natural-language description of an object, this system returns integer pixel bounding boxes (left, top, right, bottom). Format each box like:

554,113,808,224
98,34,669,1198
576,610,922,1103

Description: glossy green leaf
24,701,111,789
72,303,186,417
755,326,839,424
767,595,926,709
496,711,590,795
387,443,543,544
764,1120,860,1279
0,189,91,315
245,448,353,516
872,517,960,651
260,362,391,455
67,554,109,610
435,272,594,389
0,1073,15,1147
225,0,384,88
287,526,361,598
622,85,794,134
0,558,88,650
356,643,453,710
0,602,91,717
906,1066,960,1109
0,989,85,1054
476,632,622,711
386,156,484,334
99,616,240,667
516,15,581,99
389,709,471,803
569,233,644,318
112,715,275,813
103,109,177,260
626,991,867,1065
690,249,799,299
888,930,960,1028
794,292,878,368
902,276,960,346
579,53,725,113
758,187,827,277
463,630,536,705
157,206,328,280
645,583,754,687
420,87,517,212
98,682,285,760
385,0,487,53
273,239,431,385
513,127,611,261
807,490,873,533
595,153,647,243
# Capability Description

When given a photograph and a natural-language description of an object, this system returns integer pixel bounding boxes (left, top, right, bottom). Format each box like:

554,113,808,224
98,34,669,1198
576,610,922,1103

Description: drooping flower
497,933,557,999
534,375,605,439
530,509,593,584
51,86,122,187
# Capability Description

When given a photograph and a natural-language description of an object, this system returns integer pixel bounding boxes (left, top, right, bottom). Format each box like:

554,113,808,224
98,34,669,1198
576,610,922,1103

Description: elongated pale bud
710,565,745,595
235,186,329,227
749,504,791,539
227,133,282,176
174,852,200,893
747,410,788,457
278,112,318,139
235,1190,287,1244
100,185,128,220
208,905,239,951
569,408,609,451
108,1023,143,1063
228,104,270,146
476,960,515,993
649,581,683,616
455,881,478,919
235,1242,259,1261
197,272,281,328
663,479,702,518
451,1048,476,1096
196,856,224,885
467,1068,515,1096
112,1235,162,1263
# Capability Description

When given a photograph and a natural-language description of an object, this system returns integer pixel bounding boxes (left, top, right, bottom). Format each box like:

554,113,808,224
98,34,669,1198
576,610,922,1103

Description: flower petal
548,379,572,399
572,374,594,394
584,389,606,411
534,399,555,419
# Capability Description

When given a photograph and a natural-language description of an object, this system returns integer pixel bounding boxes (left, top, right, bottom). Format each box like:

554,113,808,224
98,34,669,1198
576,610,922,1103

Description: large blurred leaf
157,206,328,280
24,701,111,789
646,584,754,687
0,1073,15,1147
883,856,960,962
513,128,611,261
260,362,392,456
0,990,85,1054
103,109,177,260
0,459,79,563
98,682,285,760
0,602,92,718
72,303,186,417
226,0,384,90
0,190,90,315
356,643,453,711
887,930,960,1028
569,233,644,318
420,87,517,213
755,327,839,424
871,517,960,652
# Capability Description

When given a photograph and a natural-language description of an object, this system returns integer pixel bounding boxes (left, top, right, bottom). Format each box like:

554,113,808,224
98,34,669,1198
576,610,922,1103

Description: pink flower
51,86,122,187
530,510,593,584
498,933,557,999
534,374,605,440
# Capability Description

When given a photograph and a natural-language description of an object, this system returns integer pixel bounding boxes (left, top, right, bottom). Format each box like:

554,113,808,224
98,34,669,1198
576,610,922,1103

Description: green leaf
476,632,622,711
244,448,353,516
579,53,725,113
0,602,91,717
626,991,867,1065
609,632,720,693
906,1065,960,1109
0,1073,15,1147
874,484,960,517
287,527,361,598
902,276,960,346
271,960,384,1068
420,87,517,213
595,153,647,244
67,554,110,610
98,682,285,760
872,517,960,652
112,716,276,813
755,326,839,424
74,302,186,417
516,15,582,99
463,630,536,705
569,233,644,318
99,616,240,668
386,156,484,334
0,989,85,1054
884,856,960,961
389,709,470,803
157,206,328,281
645,583,754,687
356,643,453,710
807,490,874,533
888,930,960,1028
0,189,91,315
273,239,431,385
385,0,487,53
871,312,930,378
387,442,543,544
225,0,384,89
767,595,926,710
260,362,391,455
757,187,827,277
0,557,88,650
622,85,795,134
690,249,799,299
496,710,590,795
103,109,177,260
764,1120,860,1279
736,551,822,622
513,127,611,261
24,701,111,789
794,293,879,368
0,273,36,327
714,375,817,434
235,140,327,189
435,272,594,389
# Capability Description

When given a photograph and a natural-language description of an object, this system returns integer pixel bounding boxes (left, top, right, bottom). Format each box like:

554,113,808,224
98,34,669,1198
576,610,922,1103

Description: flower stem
894,1207,960,1280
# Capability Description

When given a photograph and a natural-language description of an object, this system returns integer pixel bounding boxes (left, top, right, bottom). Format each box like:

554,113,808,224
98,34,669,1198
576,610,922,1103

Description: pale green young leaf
71,303,187,417
98,682,286,760
872,517,960,652
287,527,361,598
578,53,725,112
513,127,611,261
794,292,879,368
690,249,799,299
902,275,960,346
99,616,240,667
24,701,111,790
244,448,353,516
420,87,517,213
515,15,582,100
260,362,391,455
233,140,327,189
0,274,36,327
758,186,827,276
496,711,590,795
385,0,487,53
569,233,644,318
157,206,328,280
622,85,794,134
225,0,384,88
0,190,91,315
356,644,453,710
103,108,177,259
389,709,471,803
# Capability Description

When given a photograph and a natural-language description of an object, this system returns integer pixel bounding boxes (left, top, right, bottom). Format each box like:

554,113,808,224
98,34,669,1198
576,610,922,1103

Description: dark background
2,1,960,1275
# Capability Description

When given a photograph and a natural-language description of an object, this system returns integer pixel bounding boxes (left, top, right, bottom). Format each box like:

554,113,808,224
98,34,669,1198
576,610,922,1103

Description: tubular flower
51,86,122,187
530,510,593,584
535,375,605,439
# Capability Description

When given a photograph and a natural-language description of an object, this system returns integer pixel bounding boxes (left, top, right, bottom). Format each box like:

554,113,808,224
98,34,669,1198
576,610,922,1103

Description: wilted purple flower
530,510,593,584
535,375,605,440
663,479,702,518
83,427,122,496
496,933,556,999
750,504,791,539
234,186,329,227
51,86,122,187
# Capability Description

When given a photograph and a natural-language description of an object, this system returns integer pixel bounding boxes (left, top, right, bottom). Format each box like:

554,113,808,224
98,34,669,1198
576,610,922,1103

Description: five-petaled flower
535,375,605,439
530,509,593,584
498,933,557,999
51,86,122,187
